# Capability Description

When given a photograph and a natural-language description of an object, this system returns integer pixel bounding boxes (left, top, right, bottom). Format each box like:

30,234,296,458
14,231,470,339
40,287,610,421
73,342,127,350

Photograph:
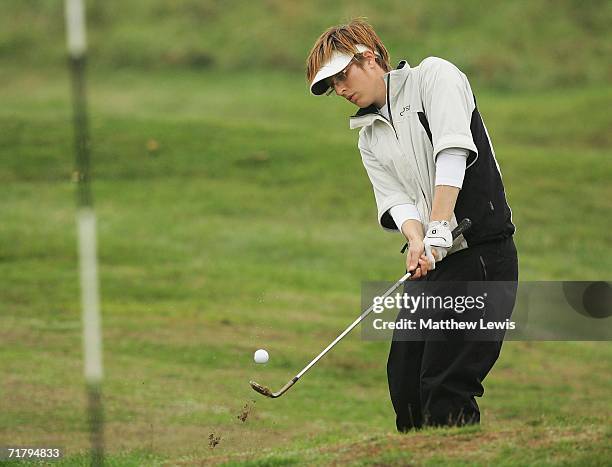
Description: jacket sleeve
419,57,478,161
359,131,415,232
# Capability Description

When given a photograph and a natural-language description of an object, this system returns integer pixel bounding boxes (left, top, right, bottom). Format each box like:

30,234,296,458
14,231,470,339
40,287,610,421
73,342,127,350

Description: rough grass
2,0,612,90
0,61,611,466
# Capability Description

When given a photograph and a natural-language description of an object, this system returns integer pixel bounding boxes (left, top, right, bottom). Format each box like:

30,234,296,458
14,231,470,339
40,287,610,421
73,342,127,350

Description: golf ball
254,349,269,364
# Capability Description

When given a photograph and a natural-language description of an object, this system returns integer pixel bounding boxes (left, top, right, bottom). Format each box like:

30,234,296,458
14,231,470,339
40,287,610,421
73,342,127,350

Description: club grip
400,218,472,254
451,218,472,240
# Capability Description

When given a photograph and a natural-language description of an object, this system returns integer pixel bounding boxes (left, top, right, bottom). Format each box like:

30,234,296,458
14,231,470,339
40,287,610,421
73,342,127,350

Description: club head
249,380,275,398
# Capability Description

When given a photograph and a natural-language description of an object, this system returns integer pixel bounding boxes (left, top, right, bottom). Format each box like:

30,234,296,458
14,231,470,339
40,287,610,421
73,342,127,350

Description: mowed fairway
0,67,611,465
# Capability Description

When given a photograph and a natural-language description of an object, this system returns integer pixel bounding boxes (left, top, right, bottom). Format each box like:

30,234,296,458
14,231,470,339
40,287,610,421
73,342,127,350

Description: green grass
2,0,612,90
0,62,611,466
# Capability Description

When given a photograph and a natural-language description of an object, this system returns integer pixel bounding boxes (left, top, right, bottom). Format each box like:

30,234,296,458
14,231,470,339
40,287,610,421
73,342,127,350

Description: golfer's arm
400,219,425,242
393,185,460,239
430,185,460,222
399,186,459,251
429,148,467,222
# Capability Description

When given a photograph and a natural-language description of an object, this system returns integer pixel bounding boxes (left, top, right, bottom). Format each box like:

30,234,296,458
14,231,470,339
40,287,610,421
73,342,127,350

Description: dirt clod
208,433,220,449
237,401,254,422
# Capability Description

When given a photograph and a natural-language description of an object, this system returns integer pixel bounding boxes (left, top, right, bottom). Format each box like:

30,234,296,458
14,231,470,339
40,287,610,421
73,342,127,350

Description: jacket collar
349,60,410,129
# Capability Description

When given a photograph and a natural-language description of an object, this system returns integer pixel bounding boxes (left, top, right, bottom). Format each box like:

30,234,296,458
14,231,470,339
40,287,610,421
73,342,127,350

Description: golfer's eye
324,78,336,96
336,71,348,83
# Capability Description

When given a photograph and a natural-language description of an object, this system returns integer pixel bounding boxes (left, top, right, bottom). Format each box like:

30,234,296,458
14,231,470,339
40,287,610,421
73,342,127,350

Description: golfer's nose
334,82,347,97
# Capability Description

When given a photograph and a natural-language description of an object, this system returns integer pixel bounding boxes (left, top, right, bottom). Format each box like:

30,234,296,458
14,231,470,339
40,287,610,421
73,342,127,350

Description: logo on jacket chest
399,105,411,117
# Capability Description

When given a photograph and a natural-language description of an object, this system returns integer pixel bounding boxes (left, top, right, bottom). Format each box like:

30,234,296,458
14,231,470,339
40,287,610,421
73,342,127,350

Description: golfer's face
331,61,375,108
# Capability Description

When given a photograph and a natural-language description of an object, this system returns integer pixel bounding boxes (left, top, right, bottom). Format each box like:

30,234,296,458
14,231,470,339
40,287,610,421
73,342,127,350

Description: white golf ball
254,349,269,364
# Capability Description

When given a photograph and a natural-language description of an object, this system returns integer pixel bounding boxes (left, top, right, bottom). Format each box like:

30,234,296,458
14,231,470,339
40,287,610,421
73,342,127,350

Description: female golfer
306,19,518,431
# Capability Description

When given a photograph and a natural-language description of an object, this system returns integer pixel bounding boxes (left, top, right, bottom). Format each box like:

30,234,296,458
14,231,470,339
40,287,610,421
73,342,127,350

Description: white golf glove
423,220,454,270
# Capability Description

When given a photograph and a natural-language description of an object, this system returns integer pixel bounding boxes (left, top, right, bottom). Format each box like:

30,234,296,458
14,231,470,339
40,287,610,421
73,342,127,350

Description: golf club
250,218,472,398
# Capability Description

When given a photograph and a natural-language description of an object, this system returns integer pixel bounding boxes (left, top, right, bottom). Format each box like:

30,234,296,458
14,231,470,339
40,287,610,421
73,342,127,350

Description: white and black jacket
350,56,515,250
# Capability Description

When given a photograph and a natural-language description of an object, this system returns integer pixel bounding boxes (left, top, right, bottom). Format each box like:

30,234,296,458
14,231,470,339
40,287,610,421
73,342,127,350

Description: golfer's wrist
400,219,424,243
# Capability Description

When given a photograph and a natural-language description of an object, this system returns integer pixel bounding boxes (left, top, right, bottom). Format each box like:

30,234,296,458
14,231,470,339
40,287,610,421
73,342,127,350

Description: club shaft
291,220,470,381
255,219,472,398
294,272,411,379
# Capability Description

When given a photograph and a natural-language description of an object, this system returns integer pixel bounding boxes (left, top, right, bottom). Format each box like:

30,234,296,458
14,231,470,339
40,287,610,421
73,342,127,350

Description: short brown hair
306,18,391,83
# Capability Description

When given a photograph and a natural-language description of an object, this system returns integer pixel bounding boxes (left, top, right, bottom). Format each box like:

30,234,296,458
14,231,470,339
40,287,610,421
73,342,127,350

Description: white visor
310,44,374,96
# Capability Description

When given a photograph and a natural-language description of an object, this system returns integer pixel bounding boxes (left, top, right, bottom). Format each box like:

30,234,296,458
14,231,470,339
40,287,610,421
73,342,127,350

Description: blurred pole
64,0,104,465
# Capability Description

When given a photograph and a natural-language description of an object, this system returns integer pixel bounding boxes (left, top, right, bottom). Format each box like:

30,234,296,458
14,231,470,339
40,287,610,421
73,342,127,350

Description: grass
0,61,611,465
2,0,612,91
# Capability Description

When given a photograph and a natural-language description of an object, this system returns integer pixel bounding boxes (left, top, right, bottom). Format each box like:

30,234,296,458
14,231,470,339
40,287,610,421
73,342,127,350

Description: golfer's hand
423,220,454,270
405,238,430,280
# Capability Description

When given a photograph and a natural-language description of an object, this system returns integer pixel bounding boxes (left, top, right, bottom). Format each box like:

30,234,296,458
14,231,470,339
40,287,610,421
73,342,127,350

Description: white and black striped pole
64,1,104,465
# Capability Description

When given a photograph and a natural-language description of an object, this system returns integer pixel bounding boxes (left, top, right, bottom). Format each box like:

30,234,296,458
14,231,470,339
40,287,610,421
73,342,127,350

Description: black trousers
386,236,518,431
